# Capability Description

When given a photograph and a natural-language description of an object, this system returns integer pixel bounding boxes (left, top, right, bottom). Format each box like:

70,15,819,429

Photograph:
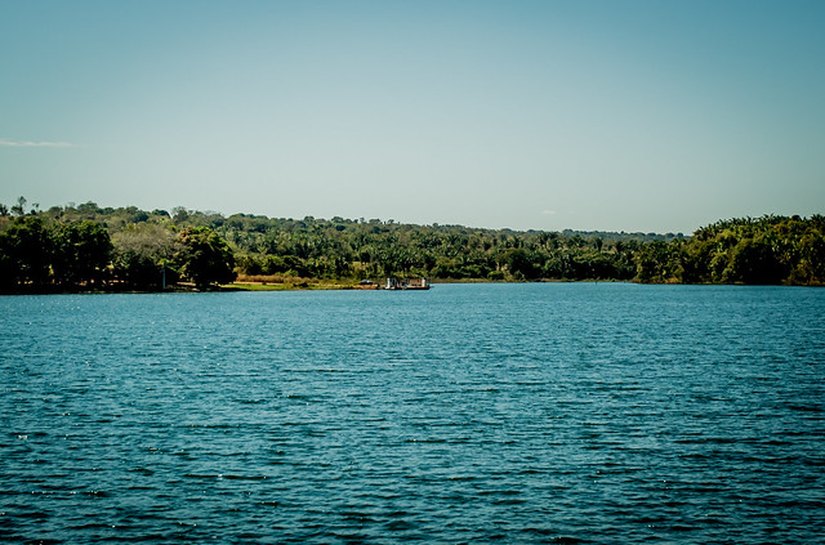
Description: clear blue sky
2,0,823,233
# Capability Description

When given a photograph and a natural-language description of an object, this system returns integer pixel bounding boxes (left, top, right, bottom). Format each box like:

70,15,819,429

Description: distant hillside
558,229,687,242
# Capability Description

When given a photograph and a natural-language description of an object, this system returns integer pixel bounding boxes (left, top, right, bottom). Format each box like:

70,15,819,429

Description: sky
1,0,823,234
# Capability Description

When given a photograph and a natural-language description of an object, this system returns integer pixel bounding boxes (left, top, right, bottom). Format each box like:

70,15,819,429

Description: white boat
383,277,430,290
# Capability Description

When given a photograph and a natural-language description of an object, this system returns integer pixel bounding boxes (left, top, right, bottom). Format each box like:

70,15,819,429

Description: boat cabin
383,277,430,290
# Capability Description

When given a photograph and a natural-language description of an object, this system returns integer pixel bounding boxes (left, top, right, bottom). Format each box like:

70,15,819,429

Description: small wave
674,436,739,445
183,473,267,481
783,403,823,413
477,488,522,497
14,510,50,520
184,423,233,429
12,431,48,439
235,532,264,540
446,474,478,482
668,524,697,532
493,497,527,506
802,456,825,467
66,522,112,531
82,490,109,497
183,473,220,480
547,536,589,544
385,519,415,531
234,398,267,405
222,474,268,481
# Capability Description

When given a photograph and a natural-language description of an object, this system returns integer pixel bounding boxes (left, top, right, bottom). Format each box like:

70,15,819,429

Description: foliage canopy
0,198,822,292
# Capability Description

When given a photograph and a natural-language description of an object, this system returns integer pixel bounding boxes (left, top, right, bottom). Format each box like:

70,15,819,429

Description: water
1,283,823,544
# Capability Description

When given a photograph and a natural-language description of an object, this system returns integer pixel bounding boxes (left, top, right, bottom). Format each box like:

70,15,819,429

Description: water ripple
1,284,823,544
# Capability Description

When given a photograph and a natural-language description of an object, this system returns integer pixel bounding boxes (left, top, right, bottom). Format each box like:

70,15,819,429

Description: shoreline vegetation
0,197,823,294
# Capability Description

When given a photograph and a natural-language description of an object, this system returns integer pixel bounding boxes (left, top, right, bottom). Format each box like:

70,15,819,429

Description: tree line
0,198,235,292
0,197,822,292
635,215,825,285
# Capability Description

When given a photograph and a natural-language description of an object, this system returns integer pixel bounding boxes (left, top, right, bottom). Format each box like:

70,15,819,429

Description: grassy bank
221,274,373,291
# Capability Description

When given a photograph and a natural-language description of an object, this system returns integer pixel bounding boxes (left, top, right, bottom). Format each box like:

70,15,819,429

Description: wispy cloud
0,138,75,148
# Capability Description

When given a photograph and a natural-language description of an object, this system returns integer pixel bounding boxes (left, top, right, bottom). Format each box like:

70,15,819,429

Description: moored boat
383,277,430,290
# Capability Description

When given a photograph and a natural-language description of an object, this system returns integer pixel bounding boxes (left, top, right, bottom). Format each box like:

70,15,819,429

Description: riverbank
222,279,364,291
1,276,820,296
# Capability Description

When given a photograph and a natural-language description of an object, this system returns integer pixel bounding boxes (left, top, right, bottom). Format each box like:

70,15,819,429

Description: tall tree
52,220,112,288
112,223,180,289
1,216,54,289
176,226,236,289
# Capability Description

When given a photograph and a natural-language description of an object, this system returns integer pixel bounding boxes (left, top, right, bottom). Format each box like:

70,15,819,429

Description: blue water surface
1,283,824,544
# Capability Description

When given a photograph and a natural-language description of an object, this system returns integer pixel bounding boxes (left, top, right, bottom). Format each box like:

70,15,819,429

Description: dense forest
0,197,823,292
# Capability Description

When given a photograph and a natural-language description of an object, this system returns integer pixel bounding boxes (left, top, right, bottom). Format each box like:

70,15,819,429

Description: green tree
723,235,785,284
0,215,54,289
502,248,540,280
112,223,180,289
636,240,683,283
176,226,236,289
52,220,112,288
11,196,27,216
0,229,16,290
794,232,825,284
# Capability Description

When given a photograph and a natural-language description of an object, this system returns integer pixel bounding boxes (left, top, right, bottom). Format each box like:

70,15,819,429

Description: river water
1,283,823,544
